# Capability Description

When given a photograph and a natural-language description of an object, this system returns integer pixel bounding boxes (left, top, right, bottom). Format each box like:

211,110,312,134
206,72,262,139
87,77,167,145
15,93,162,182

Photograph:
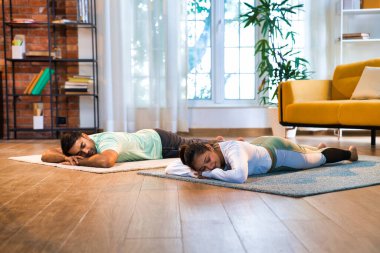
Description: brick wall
0,0,80,138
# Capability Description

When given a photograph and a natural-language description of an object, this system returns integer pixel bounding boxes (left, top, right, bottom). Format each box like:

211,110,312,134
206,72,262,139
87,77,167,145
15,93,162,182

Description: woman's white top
165,141,272,183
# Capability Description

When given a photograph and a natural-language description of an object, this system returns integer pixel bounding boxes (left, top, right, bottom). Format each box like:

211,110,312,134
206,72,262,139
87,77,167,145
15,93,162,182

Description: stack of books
63,75,93,94
23,68,55,95
342,33,370,40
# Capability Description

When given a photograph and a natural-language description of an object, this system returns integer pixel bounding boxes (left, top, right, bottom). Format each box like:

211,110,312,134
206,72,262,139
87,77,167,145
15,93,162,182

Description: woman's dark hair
179,143,211,171
61,132,83,156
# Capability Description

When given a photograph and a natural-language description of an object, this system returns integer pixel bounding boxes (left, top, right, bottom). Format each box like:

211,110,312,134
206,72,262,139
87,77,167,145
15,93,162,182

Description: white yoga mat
9,155,179,174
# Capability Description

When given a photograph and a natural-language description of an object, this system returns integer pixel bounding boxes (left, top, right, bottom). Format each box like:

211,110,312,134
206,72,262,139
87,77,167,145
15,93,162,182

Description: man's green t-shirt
89,129,163,162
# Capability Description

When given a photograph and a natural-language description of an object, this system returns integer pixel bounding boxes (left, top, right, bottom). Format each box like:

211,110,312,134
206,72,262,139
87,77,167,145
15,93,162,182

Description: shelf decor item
11,34,25,59
33,103,44,130
342,32,370,40
77,0,89,23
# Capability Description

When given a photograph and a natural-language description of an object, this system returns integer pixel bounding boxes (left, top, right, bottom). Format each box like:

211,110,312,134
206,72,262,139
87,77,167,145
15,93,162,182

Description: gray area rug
138,155,380,197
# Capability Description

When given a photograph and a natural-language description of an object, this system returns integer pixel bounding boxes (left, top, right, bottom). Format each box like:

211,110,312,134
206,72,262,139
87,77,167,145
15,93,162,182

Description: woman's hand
61,155,84,165
194,171,208,179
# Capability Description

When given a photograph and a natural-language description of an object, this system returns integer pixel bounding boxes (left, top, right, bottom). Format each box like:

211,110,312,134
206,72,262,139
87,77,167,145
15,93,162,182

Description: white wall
78,29,95,128
188,107,269,128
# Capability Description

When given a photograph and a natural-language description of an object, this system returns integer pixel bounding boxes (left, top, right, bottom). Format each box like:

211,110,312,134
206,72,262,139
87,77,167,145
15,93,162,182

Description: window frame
187,0,260,108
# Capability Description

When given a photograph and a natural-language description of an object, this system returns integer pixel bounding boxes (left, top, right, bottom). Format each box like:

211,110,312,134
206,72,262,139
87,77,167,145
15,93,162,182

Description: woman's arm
202,144,249,184
202,168,247,184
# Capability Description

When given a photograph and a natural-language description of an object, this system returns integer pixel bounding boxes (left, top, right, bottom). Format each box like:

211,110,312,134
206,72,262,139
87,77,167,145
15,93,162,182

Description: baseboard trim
179,128,272,137
179,128,378,137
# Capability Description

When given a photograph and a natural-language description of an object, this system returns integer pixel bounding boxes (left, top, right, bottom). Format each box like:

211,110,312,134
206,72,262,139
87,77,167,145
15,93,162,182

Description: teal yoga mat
138,155,380,197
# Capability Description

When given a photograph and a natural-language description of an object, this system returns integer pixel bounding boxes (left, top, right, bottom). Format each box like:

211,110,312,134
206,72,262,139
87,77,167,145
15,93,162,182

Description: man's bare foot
349,145,358,161
317,143,327,149
236,137,245,141
215,136,225,142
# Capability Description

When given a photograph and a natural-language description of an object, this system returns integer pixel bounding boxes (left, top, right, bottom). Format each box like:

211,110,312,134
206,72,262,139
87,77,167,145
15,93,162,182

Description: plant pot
267,107,297,138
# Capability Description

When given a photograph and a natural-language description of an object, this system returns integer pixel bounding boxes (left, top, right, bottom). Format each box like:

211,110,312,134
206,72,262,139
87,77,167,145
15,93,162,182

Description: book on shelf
65,91,90,95
64,82,88,86
72,75,93,79
67,77,93,83
64,85,88,90
12,18,35,23
64,88,88,92
24,75,38,94
24,69,44,94
31,68,55,95
23,72,39,94
52,19,77,24
342,33,370,40
25,50,56,58
65,81,89,86
63,86,93,95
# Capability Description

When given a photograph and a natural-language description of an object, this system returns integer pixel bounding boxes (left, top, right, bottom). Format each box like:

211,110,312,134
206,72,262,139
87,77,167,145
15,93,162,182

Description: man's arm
42,147,118,168
64,150,118,168
41,147,67,163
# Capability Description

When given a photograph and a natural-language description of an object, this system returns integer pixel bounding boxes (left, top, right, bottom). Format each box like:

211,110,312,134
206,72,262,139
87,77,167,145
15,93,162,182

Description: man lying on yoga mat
166,136,359,184
42,129,223,168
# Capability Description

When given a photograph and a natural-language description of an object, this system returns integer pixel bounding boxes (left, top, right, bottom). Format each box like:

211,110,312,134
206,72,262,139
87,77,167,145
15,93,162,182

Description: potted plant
241,0,312,137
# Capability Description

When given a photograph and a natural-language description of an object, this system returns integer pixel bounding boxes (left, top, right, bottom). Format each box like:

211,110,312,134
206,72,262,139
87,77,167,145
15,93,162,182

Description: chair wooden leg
371,129,376,146
334,129,342,140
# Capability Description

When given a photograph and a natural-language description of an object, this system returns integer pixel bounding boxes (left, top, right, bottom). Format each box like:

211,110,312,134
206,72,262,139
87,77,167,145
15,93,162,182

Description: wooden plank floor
0,135,379,253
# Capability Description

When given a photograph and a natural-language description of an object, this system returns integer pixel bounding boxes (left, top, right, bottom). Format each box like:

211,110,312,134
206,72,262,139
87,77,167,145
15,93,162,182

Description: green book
31,68,55,95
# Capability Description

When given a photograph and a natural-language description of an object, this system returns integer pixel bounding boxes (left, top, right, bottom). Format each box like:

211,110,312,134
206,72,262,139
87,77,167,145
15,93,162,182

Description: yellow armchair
278,58,380,145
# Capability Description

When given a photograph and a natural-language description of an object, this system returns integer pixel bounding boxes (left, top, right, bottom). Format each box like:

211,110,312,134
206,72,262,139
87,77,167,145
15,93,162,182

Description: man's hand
61,155,84,165
71,150,118,168
42,148,118,168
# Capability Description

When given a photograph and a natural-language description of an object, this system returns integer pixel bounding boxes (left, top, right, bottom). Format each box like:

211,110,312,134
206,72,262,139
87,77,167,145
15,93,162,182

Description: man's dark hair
61,132,83,156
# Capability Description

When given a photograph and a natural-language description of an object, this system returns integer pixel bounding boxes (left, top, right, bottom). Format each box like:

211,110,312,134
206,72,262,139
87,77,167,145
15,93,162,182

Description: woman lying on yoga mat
166,136,358,184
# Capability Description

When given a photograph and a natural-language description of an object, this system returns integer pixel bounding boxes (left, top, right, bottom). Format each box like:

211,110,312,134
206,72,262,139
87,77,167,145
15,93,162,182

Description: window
186,0,256,106
186,0,306,106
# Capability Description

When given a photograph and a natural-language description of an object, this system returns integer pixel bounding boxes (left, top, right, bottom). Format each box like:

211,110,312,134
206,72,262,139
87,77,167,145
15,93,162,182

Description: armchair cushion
332,58,380,100
286,101,346,125
339,100,380,126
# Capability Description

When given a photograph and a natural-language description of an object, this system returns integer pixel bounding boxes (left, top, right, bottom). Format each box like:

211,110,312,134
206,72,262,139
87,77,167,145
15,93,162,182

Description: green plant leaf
241,0,311,105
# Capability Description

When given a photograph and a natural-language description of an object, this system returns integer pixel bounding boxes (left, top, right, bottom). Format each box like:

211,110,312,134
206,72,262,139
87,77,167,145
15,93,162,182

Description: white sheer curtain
96,0,188,132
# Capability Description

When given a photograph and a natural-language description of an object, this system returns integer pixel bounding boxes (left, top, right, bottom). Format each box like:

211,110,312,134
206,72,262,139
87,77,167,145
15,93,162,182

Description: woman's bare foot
317,143,327,149
236,137,245,141
215,136,225,142
349,146,358,161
